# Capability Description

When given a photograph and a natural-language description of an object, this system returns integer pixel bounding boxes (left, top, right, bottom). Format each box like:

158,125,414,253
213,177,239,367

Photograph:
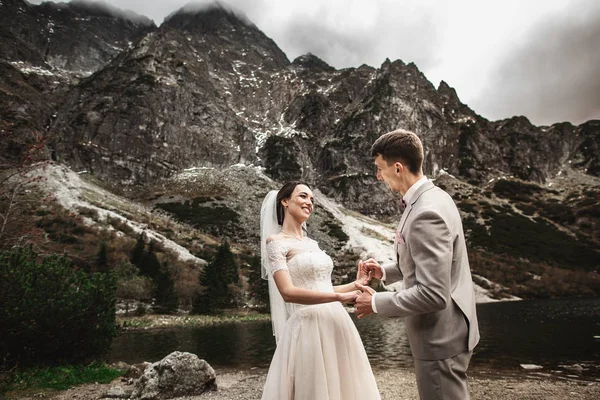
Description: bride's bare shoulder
266,233,285,244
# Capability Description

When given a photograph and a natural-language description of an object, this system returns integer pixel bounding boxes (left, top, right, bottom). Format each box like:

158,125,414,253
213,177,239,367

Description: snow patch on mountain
36,164,206,265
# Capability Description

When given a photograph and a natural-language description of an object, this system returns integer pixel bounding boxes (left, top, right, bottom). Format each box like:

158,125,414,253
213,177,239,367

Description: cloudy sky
29,0,600,126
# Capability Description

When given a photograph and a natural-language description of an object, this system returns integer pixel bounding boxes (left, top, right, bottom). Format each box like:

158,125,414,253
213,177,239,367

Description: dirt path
7,368,599,400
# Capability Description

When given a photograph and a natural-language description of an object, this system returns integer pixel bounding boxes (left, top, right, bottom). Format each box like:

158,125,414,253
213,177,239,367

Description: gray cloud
266,2,446,71
475,1,600,125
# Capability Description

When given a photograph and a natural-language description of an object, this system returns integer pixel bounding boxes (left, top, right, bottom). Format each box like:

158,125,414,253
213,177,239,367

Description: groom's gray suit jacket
374,180,480,360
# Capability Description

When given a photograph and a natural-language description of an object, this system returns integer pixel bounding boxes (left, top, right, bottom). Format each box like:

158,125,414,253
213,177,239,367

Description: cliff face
0,0,154,164
1,1,598,284
0,0,154,73
6,2,590,190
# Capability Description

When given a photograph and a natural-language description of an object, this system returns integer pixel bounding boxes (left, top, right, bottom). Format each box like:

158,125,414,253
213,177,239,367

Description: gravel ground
10,368,598,400
200,369,599,400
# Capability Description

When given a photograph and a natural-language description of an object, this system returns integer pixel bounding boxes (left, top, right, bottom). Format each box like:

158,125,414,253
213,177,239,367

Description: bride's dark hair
276,181,309,225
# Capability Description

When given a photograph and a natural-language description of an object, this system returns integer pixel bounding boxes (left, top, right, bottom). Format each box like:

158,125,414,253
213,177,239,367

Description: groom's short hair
370,129,424,174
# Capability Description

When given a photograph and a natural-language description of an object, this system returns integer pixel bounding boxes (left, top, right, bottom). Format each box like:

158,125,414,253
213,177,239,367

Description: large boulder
131,351,217,399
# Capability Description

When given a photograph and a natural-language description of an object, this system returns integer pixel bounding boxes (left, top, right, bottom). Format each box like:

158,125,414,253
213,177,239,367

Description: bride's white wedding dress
261,237,380,400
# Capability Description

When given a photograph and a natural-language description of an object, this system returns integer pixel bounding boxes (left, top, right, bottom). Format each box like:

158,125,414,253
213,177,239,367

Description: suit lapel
394,180,436,274
399,180,435,233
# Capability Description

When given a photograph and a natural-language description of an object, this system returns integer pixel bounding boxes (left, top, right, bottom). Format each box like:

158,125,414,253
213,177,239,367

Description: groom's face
374,155,401,193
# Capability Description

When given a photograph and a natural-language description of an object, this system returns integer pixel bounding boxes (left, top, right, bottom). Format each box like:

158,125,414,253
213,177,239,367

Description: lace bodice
266,237,334,293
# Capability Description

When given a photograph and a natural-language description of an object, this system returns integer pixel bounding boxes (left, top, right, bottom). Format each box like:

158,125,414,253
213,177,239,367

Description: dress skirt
261,302,381,400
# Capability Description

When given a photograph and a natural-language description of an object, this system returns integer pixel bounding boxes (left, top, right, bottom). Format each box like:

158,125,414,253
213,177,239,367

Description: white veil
260,190,288,343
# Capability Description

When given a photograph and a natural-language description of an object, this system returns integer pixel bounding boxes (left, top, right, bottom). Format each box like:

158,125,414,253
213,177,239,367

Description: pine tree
219,240,239,285
192,256,226,314
192,241,238,314
219,240,239,305
131,233,145,267
153,261,179,314
139,241,161,278
95,241,109,273
248,255,269,311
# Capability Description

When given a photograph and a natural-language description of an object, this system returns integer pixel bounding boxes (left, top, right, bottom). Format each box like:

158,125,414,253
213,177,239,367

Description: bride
260,181,380,399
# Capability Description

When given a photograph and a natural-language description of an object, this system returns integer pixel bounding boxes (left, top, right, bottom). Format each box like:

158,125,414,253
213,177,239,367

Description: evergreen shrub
0,247,118,367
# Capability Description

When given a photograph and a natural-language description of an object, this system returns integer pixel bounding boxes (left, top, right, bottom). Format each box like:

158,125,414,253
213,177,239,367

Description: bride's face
282,184,314,222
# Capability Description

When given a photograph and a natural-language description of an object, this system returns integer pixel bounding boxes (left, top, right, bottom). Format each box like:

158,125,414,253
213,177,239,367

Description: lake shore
116,311,271,330
80,306,595,399
11,367,598,400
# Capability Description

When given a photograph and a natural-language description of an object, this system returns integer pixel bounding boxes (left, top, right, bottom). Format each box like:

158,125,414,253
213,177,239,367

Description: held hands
354,282,376,319
356,259,372,285
341,258,383,307
338,289,362,305
357,258,384,282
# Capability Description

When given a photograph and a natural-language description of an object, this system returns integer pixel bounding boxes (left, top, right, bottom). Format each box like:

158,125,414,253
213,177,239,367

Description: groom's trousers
413,350,473,400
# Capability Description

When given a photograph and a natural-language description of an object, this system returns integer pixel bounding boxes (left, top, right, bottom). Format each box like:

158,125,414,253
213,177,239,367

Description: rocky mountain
0,0,154,73
1,1,598,298
0,0,154,165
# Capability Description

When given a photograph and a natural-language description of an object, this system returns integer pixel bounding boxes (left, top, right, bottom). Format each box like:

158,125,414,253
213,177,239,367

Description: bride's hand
356,260,372,285
338,290,362,305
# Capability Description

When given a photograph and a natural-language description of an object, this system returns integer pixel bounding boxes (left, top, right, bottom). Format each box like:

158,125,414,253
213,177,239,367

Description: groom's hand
354,282,376,319
362,258,384,280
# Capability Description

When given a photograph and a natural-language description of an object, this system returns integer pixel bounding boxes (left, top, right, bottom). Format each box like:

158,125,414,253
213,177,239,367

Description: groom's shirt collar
403,175,428,206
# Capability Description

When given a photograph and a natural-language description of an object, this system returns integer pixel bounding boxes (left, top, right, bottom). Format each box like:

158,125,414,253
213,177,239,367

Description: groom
355,129,480,399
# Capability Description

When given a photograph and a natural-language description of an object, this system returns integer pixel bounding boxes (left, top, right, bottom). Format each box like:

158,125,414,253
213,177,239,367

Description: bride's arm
273,270,359,304
334,282,361,293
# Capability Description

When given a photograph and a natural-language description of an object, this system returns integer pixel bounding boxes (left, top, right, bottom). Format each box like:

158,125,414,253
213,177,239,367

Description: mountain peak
438,80,458,98
162,1,289,68
37,0,154,26
163,1,255,31
292,53,335,72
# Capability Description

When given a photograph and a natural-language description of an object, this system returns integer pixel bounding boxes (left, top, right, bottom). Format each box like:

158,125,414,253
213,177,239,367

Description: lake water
108,297,600,380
